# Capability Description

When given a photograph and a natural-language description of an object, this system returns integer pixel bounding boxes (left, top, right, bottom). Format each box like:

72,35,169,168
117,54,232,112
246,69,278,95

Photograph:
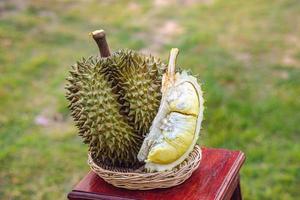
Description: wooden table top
68,147,245,200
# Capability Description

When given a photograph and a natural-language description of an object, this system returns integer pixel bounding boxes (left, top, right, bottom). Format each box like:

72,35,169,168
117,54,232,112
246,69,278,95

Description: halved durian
138,48,204,171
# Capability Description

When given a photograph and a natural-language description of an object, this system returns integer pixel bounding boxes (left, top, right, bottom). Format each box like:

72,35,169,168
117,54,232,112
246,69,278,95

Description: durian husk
138,48,204,171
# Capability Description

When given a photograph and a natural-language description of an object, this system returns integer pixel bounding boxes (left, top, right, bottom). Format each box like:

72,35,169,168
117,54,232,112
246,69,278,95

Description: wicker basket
87,145,202,190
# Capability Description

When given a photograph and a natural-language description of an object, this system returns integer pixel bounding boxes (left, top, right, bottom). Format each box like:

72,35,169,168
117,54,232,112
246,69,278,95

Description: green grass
0,0,299,199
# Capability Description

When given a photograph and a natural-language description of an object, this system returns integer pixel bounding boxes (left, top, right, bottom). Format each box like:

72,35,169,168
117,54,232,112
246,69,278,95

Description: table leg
231,177,242,200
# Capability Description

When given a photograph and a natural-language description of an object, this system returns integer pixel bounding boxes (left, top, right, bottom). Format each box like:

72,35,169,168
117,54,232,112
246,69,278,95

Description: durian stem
167,48,179,85
91,29,111,57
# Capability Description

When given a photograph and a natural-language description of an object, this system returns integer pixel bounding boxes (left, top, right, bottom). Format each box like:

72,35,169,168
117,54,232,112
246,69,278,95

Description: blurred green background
0,0,299,199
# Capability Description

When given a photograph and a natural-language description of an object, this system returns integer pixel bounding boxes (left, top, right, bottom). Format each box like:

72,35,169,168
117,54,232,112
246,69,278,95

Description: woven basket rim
88,145,202,175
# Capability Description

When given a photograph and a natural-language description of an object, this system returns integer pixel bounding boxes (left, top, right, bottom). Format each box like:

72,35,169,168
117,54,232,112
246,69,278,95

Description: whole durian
65,56,143,168
108,49,166,136
65,30,167,168
138,48,204,172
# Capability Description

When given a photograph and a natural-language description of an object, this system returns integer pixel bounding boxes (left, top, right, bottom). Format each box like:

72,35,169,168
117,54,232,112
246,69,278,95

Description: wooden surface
68,147,245,200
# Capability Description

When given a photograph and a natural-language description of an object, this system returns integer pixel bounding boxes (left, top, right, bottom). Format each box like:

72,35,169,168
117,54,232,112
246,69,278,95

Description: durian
66,30,204,172
65,30,167,168
65,56,143,168
108,49,166,136
137,48,204,171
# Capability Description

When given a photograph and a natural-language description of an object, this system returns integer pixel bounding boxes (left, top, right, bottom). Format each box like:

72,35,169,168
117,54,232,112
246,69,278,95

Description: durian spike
162,48,179,92
91,29,111,57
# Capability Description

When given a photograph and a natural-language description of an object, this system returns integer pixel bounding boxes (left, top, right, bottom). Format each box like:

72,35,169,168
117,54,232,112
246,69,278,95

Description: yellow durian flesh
147,95,197,164
137,48,204,172
167,82,199,116
147,141,178,164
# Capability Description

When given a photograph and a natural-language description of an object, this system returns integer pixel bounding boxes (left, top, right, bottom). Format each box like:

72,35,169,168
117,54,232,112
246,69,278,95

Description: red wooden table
68,147,245,200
